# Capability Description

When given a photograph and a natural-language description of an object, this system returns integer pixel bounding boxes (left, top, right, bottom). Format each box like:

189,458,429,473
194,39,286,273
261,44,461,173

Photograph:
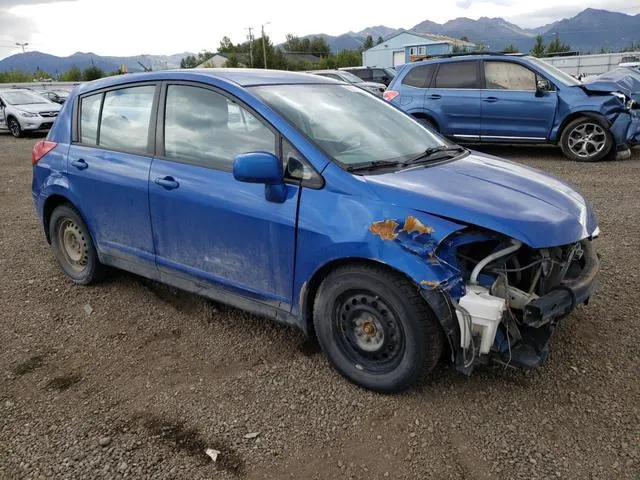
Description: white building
362,31,475,68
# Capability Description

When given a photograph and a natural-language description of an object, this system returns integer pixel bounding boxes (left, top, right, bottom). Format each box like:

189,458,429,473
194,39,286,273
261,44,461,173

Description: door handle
70,159,88,170
427,94,441,100
483,97,499,103
154,176,180,190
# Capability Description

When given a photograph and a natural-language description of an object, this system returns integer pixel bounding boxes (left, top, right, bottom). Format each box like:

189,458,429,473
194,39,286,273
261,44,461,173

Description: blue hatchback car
385,53,640,162
32,69,600,392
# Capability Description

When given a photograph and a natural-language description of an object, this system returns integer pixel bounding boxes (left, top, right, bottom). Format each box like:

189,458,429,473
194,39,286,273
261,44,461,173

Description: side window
99,85,155,153
434,61,478,89
484,62,536,90
372,69,387,83
357,69,373,81
79,93,102,145
164,84,276,169
324,74,342,81
402,65,436,88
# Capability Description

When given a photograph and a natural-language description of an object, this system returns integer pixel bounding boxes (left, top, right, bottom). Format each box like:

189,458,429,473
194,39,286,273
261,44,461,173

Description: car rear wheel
313,264,443,393
8,117,22,138
560,117,613,162
49,204,106,285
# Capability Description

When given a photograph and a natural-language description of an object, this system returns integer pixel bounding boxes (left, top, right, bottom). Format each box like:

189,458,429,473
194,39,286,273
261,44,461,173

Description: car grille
39,112,59,118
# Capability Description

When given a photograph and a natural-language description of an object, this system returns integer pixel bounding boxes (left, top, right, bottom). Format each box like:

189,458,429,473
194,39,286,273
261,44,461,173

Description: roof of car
409,52,530,66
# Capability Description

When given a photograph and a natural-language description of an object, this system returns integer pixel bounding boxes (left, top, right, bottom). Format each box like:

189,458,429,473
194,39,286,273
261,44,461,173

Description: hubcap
333,292,405,373
567,123,607,158
57,219,88,272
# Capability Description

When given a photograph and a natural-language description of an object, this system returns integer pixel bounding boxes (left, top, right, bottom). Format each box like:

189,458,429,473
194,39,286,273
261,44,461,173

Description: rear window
434,61,478,89
402,64,436,88
355,69,372,81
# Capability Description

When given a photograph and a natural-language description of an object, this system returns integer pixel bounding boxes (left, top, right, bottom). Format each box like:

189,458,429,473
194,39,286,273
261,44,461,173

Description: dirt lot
0,132,638,480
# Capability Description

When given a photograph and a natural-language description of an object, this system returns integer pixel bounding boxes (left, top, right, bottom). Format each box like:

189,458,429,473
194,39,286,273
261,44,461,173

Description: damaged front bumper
611,107,640,155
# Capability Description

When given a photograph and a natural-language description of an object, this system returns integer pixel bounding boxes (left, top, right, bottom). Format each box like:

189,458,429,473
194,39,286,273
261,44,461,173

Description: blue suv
32,69,599,392
385,53,640,162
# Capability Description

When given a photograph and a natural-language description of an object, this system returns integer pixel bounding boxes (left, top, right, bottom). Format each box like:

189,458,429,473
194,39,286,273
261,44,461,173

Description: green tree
334,49,362,67
219,36,234,53
376,36,384,45
82,65,106,81
0,69,32,83
59,65,82,82
620,42,640,52
180,55,199,68
530,35,546,57
363,35,374,50
546,36,571,55
503,44,519,53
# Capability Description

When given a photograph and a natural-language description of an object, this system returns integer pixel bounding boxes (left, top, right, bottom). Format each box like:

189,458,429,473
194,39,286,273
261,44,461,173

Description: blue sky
0,0,638,59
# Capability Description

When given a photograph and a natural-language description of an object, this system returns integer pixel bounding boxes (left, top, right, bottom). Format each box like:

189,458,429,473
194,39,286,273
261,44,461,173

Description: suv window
434,61,478,89
79,93,102,145
484,61,536,90
356,69,373,81
164,84,275,170
372,69,388,83
402,64,436,88
99,85,155,153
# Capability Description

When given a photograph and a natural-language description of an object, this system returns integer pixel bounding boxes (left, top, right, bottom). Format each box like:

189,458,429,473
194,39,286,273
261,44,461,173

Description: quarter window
402,64,436,88
163,85,275,169
80,93,102,145
99,85,155,153
484,62,536,90
434,61,478,89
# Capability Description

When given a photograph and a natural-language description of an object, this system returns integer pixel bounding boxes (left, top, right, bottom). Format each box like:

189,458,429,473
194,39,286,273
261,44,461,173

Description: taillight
383,90,399,102
32,140,57,165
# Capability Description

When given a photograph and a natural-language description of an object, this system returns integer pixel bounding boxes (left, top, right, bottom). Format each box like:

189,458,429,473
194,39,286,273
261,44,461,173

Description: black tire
49,204,106,285
8,117,22,138
560,116,613,162
313,264,443,393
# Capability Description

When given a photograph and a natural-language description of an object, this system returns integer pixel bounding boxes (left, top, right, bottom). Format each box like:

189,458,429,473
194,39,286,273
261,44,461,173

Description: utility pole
16,42,29,71
261,22,271,69
16,42,28,53
246,27,254,68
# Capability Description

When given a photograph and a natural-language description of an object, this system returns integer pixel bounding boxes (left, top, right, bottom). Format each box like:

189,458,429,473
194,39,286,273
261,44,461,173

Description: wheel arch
42,194,75,243
554,111,611,144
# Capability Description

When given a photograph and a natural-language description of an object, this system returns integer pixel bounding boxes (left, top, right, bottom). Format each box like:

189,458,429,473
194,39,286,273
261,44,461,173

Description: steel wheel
8,118,22,138
56,218,89,272
566,122,607,159
332,291,405,374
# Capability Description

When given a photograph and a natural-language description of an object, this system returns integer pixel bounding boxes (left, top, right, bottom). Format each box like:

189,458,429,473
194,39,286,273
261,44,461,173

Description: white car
0,89,61,137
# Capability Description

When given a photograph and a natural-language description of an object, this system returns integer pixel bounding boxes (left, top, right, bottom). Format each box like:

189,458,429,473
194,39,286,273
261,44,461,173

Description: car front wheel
8,117,22,138
560,117,613,162
313,264,443,393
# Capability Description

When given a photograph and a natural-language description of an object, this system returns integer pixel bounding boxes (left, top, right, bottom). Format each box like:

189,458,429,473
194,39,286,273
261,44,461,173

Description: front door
480,61,558,141
67,84,157,268
148,83,299,310
428,60,482,139
0,97,6,130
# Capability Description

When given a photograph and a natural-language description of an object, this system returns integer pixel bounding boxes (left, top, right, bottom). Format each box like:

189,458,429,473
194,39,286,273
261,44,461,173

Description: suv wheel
49,204,106,284
313,264,443,393
560,117,613,162
8,117,22,138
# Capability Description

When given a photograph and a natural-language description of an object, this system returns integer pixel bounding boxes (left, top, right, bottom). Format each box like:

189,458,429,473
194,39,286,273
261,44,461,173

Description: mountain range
0,8,638,74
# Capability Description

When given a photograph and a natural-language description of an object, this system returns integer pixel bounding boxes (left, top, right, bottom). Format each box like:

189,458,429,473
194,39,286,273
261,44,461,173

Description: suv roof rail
426,51,527,59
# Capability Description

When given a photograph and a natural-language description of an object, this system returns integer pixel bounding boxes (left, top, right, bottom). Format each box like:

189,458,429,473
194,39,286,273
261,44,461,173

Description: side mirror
233,151,286,203
536,79,551,92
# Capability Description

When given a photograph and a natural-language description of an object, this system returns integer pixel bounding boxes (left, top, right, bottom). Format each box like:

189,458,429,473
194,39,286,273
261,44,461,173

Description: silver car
0,89,61,137
308,70,386,96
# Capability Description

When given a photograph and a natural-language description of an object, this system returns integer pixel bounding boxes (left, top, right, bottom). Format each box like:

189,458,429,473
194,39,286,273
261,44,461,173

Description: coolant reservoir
456,285,506,354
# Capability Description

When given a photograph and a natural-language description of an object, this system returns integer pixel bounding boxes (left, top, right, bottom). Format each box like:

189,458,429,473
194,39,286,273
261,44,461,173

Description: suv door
0,97,6,130
428,60,482,139
68,84,158,271
148,82,300,312
480,60,558,141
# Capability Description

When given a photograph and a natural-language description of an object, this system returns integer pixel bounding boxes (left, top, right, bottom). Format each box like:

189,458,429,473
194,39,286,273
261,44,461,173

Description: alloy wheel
567,123,607,159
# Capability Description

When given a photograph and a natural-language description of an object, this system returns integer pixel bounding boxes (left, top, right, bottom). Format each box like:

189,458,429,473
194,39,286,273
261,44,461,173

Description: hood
13,103,61,114
581,67,640,103
363,151,597,248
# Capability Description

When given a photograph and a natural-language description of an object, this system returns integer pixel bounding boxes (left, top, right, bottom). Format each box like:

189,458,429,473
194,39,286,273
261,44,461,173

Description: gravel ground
0,132,638,480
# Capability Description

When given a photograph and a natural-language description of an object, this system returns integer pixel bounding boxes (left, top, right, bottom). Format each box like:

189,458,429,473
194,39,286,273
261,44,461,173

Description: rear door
397,64,436,112
67,83,158,270
427,60,482,139
148,82,300,310
480,60,558,141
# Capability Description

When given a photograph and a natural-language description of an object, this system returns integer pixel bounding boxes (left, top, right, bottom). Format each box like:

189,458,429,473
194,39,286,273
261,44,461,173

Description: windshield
526,57,582,87
252,84,445,166
338,71,363,83
1,90,50,105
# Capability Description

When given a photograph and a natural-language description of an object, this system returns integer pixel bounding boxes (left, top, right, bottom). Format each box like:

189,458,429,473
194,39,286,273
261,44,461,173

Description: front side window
356,69,373,81
402,64,436,88
99,85,155,153
80,93,102,145
484,62,536,90
434,61,478,89
252,84,444,166
164,85,275,169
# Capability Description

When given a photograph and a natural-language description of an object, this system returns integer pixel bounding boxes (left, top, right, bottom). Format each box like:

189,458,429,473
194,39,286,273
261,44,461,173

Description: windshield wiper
404,146,467,165
345,160,403,173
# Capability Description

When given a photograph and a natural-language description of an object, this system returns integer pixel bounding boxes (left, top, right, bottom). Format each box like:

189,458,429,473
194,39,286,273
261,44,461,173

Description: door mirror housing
233,151,286,203
536,78,552,93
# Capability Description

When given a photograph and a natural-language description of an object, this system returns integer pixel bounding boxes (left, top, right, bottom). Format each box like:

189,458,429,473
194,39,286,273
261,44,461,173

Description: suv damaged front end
420,228,599,374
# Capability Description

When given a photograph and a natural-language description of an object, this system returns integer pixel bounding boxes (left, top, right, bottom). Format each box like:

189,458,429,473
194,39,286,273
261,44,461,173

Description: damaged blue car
32,70,600,392
385,53,640,162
